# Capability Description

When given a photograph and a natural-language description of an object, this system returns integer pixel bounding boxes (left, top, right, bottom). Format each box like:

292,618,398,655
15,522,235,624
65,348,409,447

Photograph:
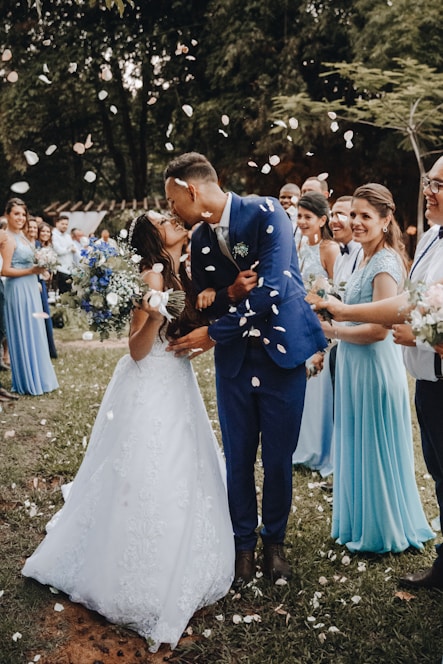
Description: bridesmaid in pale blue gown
1,198,58,396
320,184,434,553
292,192,339,476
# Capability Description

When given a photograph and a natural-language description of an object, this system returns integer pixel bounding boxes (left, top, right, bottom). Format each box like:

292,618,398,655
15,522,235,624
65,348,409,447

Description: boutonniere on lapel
232,241,249,259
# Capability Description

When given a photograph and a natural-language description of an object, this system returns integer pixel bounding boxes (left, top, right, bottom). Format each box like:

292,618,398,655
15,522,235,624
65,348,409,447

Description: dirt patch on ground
61,338,129,351
27,600,196,664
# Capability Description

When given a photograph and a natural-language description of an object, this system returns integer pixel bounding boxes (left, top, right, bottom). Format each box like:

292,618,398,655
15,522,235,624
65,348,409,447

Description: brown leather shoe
263,543,292,582
399,566,443,590
233,550,255,587
0,387,18,401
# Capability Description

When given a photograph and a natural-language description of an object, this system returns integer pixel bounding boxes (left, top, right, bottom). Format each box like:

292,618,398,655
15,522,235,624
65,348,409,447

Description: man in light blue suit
165,153,326,586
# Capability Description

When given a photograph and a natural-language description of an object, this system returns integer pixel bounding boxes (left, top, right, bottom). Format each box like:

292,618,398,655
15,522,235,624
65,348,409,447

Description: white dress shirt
52,228,76,275
333,240,363,289
403,225,443,381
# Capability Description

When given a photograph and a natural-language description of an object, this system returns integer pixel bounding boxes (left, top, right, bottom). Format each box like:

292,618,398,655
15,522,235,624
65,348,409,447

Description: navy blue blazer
191,193,327,378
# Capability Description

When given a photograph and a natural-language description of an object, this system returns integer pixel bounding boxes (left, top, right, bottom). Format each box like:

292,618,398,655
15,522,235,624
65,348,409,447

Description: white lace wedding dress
22,338,235,652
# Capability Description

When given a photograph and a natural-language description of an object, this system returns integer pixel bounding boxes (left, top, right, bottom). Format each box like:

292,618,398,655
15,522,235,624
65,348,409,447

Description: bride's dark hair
125,213,205,338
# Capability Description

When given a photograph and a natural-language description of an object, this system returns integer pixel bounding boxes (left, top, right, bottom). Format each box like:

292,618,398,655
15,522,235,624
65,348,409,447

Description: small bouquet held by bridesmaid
34,246,60,272
304,274,343,324
62,234,185,341
407,281,443,346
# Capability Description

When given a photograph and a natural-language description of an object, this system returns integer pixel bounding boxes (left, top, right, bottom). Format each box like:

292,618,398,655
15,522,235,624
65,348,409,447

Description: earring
383,226,388,233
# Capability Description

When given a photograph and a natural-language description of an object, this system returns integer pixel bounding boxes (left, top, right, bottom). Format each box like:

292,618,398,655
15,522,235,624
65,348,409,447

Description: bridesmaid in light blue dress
2,198,58,396
321,184,434,553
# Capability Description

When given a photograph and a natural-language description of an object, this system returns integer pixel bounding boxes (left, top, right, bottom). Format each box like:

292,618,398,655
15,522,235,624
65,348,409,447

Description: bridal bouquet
34,246,60,272
407,281,443,346
62,236,185,341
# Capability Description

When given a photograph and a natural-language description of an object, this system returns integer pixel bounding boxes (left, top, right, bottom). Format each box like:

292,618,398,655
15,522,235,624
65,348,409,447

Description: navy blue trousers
216,346,306,551
415,378,443,568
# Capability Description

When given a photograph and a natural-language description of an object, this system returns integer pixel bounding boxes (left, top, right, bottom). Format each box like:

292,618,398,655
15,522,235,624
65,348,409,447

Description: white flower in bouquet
61,236,186,341
408,281,443,346
34,246,60,272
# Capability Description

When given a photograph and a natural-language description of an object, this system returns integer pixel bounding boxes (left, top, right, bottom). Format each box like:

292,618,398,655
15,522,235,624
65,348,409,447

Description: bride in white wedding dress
22,213,235,653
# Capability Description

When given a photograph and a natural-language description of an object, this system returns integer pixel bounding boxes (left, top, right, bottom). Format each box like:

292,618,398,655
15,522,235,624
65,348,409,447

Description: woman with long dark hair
23,211,234,652
1,198,58,395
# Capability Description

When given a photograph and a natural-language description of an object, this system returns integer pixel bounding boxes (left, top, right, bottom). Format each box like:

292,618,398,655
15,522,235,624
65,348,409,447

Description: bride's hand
139,292,165,321
305,292,347,321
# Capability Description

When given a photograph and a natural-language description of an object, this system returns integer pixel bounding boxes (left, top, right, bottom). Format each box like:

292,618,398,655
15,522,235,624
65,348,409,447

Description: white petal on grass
182,104,193,117
318,576,328,585
24,150,39,166
215,614,224,621
275,577,287,586
54,603,64,612
45,144,57,155
84,170,96,183
351,595,361,604
202,628,212,637
10,181,30,194
12,632,22,641
232,614,242,624
341,555,351,566
251,376,260,387
7,71,18,83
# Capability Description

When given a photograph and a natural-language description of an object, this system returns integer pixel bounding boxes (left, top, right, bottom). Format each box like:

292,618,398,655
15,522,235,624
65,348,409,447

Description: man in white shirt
278,183,304,255
330,196,363,290
52,214,77,293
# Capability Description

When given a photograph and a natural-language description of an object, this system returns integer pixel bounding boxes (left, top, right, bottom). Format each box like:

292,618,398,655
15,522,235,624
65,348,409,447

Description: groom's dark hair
164,152,218,183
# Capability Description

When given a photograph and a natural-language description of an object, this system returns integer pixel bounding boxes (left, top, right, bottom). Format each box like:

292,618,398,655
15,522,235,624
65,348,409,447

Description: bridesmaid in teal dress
320,184,434,554
1,198,58,396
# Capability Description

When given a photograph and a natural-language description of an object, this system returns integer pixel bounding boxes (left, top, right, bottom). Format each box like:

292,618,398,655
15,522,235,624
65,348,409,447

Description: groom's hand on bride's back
166,326,215,359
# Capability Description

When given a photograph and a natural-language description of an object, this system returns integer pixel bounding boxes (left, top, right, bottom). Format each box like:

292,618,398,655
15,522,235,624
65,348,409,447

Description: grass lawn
0,315,442,664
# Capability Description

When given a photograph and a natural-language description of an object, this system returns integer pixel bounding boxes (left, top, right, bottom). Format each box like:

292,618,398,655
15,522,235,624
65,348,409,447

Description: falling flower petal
68,62,77,73
283,270,292,277
45,144,57,155
270,290,279,297
239,317,247,326
84,134,93,149
221,114,230,125
152,263,164,273
248,161,258,168
276,344,286,354
73,142,85,155
346,140,353,149
344,130,354,141
110,105,118,114
330,121,339,132
327,111,337,120
288,117,299,129
218,129,228,138
251,376,260,387
84,170,96,183
306,151,314,156
266,198,275,211
266,225,274,234
273,326,286,332
205,265,216,271
261,164,271,174
263,338,270,345
274,119,287,128
182,104,193,117
10,181,30,194
318,172,329,181
38,74,52,84
201,246,210,254
32,312,49,319
165,142,174,151
147,97,157,105
101,65,112,81
98,90,108,100
2,49,12,61
175,178,188,188
7,71,18,83
106,410,114,420
272,304,279,315
269,155,280,166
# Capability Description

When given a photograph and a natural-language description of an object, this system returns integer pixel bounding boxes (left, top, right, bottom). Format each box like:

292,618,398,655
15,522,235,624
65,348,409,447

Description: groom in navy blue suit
165,153,326,585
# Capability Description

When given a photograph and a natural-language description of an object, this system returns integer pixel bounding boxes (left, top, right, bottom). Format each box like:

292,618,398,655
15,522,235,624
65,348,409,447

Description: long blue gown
4,233,58,395
333,249,434,553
